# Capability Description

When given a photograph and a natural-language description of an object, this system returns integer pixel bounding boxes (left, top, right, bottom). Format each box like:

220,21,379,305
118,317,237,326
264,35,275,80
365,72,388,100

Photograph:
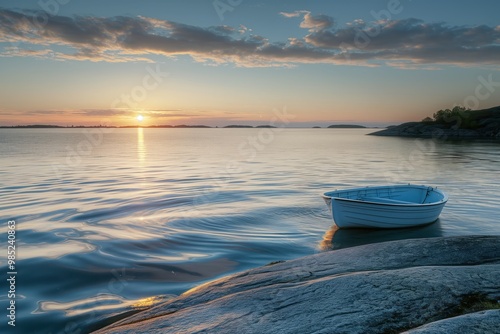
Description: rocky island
95,236,500,334
370,106,500,139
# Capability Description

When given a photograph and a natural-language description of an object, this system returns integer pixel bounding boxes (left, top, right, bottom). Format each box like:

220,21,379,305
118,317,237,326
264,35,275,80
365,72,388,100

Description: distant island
370,105,500,140
224,125,254,128
327,124,366,128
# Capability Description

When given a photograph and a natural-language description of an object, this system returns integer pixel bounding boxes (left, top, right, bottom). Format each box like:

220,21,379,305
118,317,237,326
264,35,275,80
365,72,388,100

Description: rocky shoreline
369,122,500,139
369,106,500,140
94,236,500,334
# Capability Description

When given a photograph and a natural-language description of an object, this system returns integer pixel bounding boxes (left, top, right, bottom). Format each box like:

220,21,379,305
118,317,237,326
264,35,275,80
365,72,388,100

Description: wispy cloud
1,109,197,118
75,109,200,118
1,8,499,68
2,109,67,116
279,11,304,18
72,109,132,116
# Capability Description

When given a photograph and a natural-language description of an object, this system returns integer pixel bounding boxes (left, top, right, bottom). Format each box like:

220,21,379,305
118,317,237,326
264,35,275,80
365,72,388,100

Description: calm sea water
1,128,499,333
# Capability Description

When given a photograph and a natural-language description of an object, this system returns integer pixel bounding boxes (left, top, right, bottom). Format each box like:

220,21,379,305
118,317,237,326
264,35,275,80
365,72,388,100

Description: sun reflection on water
137,127,146,163
36,294,172,317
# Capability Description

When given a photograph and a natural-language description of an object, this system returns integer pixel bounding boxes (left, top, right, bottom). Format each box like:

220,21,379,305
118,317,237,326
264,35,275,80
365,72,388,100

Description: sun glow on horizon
137,115,144,122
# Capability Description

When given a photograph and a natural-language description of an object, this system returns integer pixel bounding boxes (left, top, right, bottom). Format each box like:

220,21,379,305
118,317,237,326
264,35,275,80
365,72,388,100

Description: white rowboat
322,184,448,229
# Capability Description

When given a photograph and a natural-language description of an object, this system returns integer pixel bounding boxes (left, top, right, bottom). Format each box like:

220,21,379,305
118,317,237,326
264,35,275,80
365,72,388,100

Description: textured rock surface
403,309,500,333
95,236,500,334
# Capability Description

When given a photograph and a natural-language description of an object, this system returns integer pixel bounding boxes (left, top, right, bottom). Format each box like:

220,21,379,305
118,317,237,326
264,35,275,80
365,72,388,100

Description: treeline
422,105,500,129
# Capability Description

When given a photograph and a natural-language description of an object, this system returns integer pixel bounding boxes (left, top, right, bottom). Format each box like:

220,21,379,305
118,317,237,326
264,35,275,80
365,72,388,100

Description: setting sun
137,115,144,122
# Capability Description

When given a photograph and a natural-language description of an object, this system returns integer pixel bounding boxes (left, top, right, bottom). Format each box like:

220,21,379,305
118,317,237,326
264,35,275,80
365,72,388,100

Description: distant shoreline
0,124,375,129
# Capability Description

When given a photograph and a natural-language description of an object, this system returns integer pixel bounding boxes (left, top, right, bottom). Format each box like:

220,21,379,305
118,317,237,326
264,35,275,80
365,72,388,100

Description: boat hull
322,185,447,229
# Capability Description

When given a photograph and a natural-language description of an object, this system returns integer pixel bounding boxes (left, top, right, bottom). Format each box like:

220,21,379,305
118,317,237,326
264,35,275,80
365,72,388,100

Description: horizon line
0,123,388,129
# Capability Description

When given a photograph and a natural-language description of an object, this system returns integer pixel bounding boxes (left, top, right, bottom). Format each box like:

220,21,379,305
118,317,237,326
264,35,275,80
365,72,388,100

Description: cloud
74,109,197,118
304,18,500,66
73,109,132,116
2,109,67,116
300,12,334,31
0,9,499,68
280,10,334,31
238,24,251,35
145,111,198,118
208,25,236,36
279,11,305,18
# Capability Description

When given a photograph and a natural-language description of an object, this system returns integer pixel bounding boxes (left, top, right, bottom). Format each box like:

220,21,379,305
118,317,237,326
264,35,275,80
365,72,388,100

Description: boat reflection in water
319,219,444,251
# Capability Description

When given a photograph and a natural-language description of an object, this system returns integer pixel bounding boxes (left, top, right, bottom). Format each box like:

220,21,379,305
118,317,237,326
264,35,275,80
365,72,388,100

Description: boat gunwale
330,196,447,207
321,184,448,207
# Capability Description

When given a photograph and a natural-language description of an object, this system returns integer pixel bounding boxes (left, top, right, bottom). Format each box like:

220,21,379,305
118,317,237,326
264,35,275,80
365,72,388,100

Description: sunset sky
1,0,499,127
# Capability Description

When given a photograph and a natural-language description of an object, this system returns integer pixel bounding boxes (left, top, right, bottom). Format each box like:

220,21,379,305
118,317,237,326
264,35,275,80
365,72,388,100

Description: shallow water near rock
0,128,499,333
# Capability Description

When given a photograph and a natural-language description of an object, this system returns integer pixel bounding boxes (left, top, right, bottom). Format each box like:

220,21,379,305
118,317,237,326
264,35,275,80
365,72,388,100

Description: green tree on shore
432,106,471,123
